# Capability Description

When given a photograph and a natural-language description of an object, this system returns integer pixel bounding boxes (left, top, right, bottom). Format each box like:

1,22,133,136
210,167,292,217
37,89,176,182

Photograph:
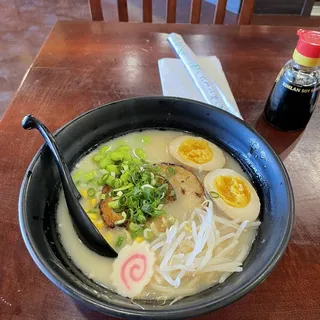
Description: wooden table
1,21,320,320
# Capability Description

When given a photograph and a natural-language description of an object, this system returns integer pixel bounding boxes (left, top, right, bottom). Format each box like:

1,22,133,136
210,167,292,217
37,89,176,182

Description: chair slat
88,0,104,21
166,0,177,23
88,0,254,26
190,0,202,24
213,0,227,24
117,0,129,22
238,0,255,25
143,0,152,22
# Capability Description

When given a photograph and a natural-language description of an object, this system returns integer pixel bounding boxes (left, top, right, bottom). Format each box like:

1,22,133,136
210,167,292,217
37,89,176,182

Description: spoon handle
22,114,118,258
22,114,81,199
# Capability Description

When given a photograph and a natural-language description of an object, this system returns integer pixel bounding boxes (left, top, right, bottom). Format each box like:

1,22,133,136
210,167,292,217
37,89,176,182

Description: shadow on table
75,302,111,319
253,115,304,161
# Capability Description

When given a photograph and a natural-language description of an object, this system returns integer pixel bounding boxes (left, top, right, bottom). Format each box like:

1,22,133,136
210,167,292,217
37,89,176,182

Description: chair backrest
89,0,255,25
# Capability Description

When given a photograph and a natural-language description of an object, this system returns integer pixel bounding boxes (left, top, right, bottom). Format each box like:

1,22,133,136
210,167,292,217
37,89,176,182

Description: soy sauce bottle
264,29,320,131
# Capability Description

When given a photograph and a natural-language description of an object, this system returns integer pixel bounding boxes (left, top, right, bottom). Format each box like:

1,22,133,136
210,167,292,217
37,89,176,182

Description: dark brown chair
88,0,255,25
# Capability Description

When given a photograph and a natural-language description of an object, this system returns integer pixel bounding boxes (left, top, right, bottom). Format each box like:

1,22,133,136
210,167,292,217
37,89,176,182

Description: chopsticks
167,33,242,119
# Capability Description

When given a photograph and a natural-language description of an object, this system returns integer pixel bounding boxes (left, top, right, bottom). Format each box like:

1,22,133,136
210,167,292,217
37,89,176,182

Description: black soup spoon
22,114,118,258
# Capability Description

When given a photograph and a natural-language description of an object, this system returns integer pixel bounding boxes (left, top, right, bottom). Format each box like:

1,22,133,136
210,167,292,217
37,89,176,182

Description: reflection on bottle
254,115,304,161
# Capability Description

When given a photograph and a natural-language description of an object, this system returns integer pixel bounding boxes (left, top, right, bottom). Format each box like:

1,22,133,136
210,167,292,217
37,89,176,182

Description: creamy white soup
56,130,260,301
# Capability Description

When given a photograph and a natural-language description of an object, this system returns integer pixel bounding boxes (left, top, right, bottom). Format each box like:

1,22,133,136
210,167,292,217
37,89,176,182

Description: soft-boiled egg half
169,136,225,171
204,168,260,222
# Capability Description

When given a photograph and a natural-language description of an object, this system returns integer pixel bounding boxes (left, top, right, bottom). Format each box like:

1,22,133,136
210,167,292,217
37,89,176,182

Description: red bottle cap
293,29,320,67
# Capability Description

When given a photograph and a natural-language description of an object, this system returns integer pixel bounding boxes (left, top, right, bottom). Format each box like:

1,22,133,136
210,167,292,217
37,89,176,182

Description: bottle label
264,72,320,131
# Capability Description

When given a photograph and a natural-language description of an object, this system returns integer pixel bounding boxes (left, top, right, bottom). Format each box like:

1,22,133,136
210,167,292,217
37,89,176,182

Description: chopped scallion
113,178,122,188
210,191,220,198
115,211,127,225
101,194,106,200
90,147,172,228
83,171,95,182
166,166,176,176
129,222,140,232
108,201,120,209
133,148,146,160
143,228,153,240
87,188,96,197
141,184,154,189
87,209,98,214
130,228,143,239
113,183,134,192
116,236,125,247
142,136,150,144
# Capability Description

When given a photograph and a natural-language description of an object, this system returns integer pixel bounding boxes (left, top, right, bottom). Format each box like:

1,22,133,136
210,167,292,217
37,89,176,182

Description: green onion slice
116,236,125,247
115,211,127,225
210,191,220,198
166,166,176,176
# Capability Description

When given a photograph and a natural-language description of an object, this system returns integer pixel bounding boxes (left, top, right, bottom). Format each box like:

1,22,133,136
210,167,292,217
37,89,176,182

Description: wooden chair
88,0,255,25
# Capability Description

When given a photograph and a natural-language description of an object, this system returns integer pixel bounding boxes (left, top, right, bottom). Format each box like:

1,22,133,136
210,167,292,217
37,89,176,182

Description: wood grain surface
1,21,320,320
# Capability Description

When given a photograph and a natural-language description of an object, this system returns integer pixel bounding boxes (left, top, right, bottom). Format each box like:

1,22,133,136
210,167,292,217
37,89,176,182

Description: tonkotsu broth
56,130,259,300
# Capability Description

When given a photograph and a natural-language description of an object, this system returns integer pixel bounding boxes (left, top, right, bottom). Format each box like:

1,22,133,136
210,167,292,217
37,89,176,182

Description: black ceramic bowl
19,97,294,319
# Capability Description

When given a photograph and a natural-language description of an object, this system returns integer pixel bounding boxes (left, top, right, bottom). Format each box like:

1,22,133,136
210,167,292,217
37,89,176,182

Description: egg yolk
178,139,213,164
213,175,251,208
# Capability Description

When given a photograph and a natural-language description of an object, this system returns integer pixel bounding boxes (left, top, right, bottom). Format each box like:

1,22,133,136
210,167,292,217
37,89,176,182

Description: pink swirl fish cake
111,241,155,298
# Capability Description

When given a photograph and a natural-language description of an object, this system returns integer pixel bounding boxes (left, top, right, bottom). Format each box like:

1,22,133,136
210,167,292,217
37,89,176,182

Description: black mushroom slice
99,185,124,228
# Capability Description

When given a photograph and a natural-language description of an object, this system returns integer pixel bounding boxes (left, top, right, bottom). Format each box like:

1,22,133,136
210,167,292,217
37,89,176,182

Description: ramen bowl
19,97,294,319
